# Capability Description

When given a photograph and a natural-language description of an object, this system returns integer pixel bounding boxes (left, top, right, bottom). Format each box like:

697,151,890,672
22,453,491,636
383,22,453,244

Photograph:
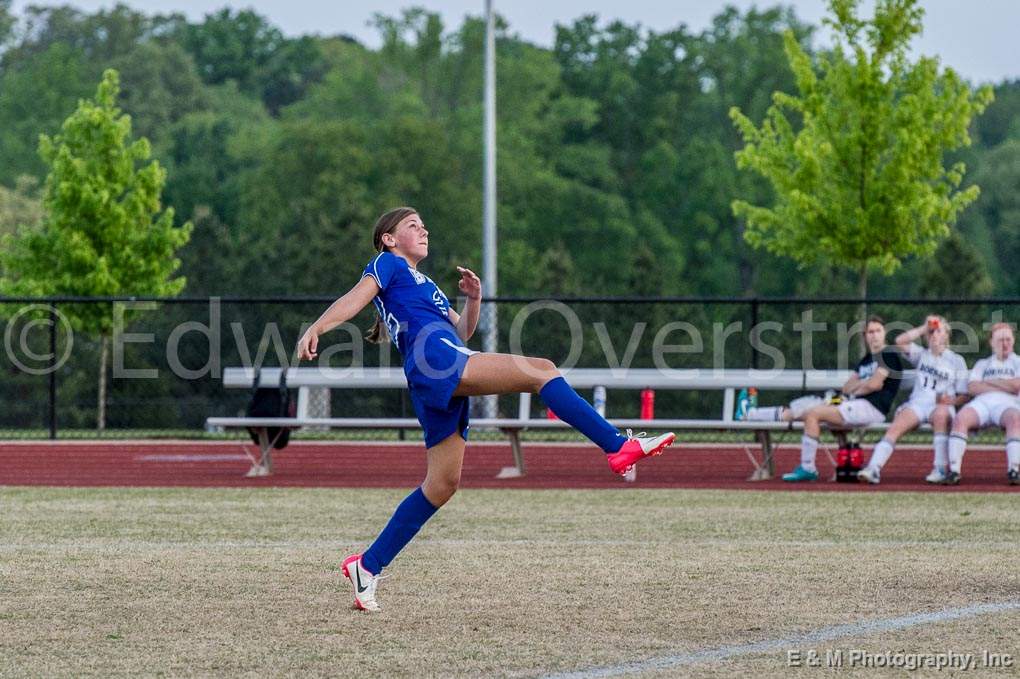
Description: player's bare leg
926,405,955,482
783,405,845,482
937,407,977,484
454,353,559,396
931,404,974,482
422,432,466,507
343,432,466,613
1002,409,1020,484
859,408,920,484
454,353,674,474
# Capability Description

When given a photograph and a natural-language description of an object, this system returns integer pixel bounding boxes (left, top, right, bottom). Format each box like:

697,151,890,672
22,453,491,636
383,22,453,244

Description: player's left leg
928,404,954,482
454,352,674,473
1001,408,1020,484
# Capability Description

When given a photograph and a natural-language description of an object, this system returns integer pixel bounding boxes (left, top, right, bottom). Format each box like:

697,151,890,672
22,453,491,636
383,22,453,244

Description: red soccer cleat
606,430,676,475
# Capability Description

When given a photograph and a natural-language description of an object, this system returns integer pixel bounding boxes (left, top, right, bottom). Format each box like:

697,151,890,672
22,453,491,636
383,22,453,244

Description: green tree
0,69,192,429
918,231,993,298
955,140,1020,295
161,84,270,295
973,80,1020,147
1,4,158,67
0,176,42,238
0,0,14,49
729,0,992,310
0,42,95,184
552,9,811,296
675,7,813,294
109,41,209,144
175,8,326,113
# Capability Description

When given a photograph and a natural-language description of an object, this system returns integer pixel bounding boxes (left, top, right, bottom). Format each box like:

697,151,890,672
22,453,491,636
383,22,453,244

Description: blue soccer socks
361,486,439,575
539,377,627,452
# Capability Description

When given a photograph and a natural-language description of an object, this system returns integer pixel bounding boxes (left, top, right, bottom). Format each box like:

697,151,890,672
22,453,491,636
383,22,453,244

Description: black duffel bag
246,367,295,449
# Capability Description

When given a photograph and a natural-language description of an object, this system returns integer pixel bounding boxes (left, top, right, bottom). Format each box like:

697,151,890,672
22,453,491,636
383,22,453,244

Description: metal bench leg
820,442,838,482
245,428,273,477
496,429,526,479
747,430,774,481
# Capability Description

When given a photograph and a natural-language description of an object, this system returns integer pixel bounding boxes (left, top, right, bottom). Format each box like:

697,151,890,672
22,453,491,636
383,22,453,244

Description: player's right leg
344,432,466,612
783,405,844,482
859,406,920,485
454,352,675,474
941,406,979,485
1001,408,1020,485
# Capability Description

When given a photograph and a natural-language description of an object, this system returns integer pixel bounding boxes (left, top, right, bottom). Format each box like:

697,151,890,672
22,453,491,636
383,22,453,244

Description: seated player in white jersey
748,316,904,482
857,315,970,485
936,322,1020,485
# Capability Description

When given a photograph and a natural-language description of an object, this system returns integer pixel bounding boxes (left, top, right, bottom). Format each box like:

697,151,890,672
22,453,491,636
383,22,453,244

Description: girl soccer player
939,322,1020,485
857,315,969,485
296,207,675,611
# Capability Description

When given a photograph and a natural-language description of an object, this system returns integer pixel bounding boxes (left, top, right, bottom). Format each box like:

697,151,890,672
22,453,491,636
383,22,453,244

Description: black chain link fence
2,296,1019,442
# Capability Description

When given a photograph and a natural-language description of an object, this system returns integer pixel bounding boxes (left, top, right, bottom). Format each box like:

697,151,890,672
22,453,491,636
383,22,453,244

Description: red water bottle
850,444,863,468
640,389,655,420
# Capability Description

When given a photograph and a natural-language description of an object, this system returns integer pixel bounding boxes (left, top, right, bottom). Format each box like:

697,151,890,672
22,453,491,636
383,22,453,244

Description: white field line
539,600,1020,679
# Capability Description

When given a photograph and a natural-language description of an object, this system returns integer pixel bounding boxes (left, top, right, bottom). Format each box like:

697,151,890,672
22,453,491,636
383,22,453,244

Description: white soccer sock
1006,438,1020,472
869,438,895,471
800,435,819,473
932,433,948,470
948,434,968,474
746,406,783,422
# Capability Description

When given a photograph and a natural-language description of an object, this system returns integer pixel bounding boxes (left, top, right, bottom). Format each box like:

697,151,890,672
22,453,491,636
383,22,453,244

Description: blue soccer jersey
362,251,461,356
363,251,473,447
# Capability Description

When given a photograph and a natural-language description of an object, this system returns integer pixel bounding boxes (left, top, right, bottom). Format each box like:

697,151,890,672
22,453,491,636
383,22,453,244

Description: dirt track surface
2,440,1017,492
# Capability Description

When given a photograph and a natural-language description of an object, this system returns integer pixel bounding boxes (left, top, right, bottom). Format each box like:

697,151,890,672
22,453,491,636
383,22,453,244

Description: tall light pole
481,0,498,417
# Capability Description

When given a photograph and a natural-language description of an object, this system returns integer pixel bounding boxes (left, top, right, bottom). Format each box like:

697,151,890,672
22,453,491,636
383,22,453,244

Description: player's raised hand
297,329,318,361
457,266,482,300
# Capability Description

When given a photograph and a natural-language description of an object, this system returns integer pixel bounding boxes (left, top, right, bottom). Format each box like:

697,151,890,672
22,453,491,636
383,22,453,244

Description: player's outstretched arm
297,276,380,361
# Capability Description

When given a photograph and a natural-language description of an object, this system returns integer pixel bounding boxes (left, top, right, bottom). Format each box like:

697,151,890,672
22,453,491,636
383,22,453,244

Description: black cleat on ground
941,471,961,486
1008,469,1019,486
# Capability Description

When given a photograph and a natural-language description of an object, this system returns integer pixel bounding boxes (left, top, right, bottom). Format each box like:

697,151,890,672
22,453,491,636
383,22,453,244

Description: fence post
49,303,57,440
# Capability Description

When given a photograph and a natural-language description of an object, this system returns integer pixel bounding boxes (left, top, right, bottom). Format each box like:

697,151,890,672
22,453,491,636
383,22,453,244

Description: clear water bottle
593,385,607,417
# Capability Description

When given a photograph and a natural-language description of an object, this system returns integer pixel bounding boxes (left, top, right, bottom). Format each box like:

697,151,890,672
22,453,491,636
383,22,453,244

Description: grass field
2,487,1019,677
